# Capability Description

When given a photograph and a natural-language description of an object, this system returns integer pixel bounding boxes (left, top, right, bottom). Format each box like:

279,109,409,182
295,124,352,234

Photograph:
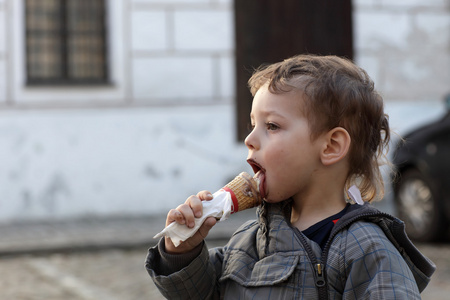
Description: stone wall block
174,10,233,51
131,10,168,51
217,55,235,100
132,56,214,101
355,11,411,51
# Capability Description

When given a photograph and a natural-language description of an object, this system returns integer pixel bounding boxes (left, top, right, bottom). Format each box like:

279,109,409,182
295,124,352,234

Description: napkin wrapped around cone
153,172,262,247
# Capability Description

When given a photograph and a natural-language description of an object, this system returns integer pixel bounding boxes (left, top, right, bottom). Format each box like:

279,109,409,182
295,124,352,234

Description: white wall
0,106,249,221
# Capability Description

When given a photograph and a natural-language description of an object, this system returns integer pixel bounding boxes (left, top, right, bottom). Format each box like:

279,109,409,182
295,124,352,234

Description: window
25,0,108,85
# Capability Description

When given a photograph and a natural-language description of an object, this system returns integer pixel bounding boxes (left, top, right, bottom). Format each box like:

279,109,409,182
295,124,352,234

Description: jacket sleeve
145,240,224,299
335,221,422,299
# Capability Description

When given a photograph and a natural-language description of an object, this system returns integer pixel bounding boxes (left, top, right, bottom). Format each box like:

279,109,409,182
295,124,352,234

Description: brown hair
248,54,390,202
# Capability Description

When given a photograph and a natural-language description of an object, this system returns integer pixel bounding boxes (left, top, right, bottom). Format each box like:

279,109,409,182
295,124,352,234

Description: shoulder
339,219,397,255
328,218,415,284
327,217,405,278
327,204,435,295
328,219,423,299
330,203,401,254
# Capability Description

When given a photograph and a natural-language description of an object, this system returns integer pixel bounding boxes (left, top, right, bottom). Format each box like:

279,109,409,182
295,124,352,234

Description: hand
164,190,217,254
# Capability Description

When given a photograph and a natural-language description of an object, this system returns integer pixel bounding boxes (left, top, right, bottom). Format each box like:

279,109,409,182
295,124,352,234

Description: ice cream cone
221,172,262,213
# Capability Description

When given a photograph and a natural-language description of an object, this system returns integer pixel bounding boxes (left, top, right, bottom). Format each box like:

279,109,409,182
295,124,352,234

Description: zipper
295,229,329,300
315,263,326,287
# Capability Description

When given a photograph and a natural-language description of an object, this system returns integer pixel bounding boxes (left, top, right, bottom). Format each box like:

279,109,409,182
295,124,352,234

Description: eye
266,122,279,131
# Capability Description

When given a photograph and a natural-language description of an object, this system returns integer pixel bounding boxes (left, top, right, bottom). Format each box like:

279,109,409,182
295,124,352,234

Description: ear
320,127,351,166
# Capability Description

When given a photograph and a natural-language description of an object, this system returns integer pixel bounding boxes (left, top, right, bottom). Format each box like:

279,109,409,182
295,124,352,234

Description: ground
1,241,448,300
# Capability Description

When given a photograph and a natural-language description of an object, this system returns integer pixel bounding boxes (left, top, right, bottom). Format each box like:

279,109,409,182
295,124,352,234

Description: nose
244,128,259,150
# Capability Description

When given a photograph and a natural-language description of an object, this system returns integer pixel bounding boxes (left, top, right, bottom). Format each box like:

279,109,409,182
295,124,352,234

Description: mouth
247,159,266,199
247,159,265,174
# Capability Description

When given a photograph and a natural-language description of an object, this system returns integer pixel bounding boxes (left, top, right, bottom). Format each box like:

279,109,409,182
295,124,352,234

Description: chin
263,197,286,204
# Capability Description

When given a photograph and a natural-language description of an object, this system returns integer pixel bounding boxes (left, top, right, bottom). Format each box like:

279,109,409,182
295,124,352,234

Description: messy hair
248,54,390,202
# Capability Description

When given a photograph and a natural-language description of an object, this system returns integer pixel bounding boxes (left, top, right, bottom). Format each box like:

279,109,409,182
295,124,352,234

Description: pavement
1,208,450,300
0,209,258,257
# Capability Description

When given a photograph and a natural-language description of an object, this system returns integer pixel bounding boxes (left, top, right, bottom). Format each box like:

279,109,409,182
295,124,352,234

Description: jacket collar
255,200,321,258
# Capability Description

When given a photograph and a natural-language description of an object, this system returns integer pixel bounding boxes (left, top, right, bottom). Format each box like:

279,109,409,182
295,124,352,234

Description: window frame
8,0,126,106
25,0,109,86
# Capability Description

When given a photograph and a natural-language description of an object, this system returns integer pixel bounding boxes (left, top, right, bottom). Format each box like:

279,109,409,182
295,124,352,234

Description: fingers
166,209,184,226
197,190,214,201
188,194,203,219
165,216,217,254
165,190,213,227
163,190,216,254
191,190,214,218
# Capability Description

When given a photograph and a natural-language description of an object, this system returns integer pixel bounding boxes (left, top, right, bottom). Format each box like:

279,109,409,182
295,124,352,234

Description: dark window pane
26,0,63,80
66,0,106,80
27,35,63,79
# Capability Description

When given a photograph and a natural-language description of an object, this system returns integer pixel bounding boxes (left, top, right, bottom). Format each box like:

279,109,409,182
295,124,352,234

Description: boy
146,55,435,299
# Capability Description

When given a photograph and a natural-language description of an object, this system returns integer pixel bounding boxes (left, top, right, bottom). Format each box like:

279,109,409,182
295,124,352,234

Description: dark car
392,95,450,242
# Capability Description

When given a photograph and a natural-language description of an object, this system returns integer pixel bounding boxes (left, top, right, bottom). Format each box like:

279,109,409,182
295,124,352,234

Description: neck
290,198,346,231
289,156,350,231
290,173,347,231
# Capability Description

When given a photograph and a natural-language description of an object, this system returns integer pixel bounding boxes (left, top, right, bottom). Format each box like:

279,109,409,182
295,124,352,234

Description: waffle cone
223,172,261,213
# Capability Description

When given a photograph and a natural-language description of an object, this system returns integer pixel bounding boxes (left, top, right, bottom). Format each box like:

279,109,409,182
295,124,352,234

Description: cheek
265,144,288,167
266,139,302,167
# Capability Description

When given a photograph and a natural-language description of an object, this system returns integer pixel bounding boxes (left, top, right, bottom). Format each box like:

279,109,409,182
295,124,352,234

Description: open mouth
247,159,266,199
247,159,264,174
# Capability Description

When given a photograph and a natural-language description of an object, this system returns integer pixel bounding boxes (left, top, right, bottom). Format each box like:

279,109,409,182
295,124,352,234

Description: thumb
196,216,217,240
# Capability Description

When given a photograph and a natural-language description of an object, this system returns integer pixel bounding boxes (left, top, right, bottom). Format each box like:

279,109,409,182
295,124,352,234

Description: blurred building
0,0,448,222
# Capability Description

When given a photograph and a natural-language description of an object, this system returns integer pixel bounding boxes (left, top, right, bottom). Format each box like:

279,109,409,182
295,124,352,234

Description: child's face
245,84,324,203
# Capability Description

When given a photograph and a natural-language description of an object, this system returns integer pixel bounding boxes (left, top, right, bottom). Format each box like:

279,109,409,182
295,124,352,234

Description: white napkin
153,189,233,247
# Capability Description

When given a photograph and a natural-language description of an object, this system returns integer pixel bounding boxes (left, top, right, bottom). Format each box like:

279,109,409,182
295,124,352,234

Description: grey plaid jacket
146,201,435,299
